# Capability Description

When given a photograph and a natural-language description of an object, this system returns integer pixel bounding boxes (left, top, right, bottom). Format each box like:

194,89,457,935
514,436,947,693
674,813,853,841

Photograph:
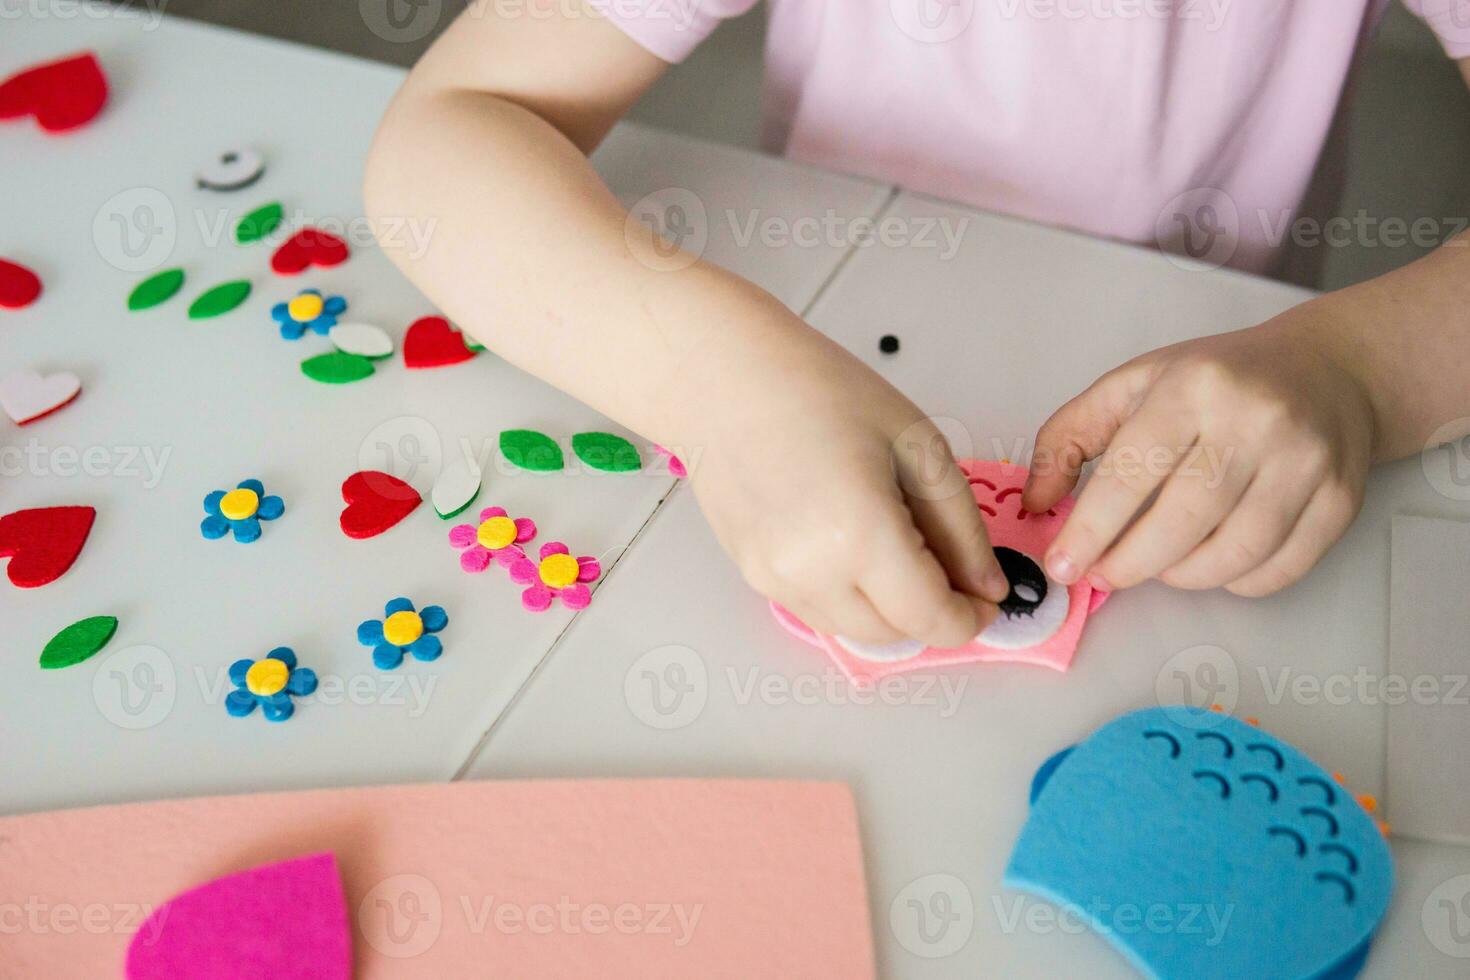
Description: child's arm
365,3,1008,646
1023,230,1470,597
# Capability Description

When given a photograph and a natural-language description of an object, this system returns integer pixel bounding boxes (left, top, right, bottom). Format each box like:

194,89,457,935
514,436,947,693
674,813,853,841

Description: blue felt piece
373,643,405,670
257,495,285,520
408,635,442,662
203,490,226,515
238,478,264,495
420,605,448,633
232,516,262,544
323,296,346,315
228,658,252,687
286,667,318,697
225,690,257,717
1004,707,1392,980
278,317,306,340
267,647,296,670
200,515,230,540
384,596,414,616
260,694,294,722
1028,747,1073,805
357,619,384,646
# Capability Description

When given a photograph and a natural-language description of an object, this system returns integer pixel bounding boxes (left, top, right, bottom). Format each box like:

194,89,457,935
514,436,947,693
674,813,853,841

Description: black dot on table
879,334,900,354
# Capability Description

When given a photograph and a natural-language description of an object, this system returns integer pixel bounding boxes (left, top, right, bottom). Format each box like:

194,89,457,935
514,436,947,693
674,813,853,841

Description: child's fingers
783,587,909,647
1087,451,1253,590
861,521,997,648
1160,464,1319,590
905,483,1009,603
1225,482,1362,597
1023,362,1153,514
1044,404,1198,585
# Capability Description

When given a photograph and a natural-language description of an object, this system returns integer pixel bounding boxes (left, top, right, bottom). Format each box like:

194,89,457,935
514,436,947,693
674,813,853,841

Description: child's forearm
1293,231,1470,461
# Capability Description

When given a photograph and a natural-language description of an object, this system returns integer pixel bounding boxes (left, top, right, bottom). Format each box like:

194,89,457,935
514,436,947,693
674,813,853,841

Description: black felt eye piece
994,547,1047,618
879,334,900,354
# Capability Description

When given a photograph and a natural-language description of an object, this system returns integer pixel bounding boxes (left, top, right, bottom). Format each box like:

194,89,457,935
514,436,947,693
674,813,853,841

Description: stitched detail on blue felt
1005,707,1392,980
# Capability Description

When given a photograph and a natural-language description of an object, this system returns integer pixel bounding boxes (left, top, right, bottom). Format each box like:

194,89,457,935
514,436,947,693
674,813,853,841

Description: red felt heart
0,52,108,134
0,259,42,309
339,471,421,539
0,506,96,588
270,228,350,276
403,316,479,369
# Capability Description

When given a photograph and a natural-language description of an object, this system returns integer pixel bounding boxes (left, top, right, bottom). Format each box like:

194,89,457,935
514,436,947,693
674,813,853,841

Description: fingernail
1047,552,1078,584
981,567,1010,601
1087,572,1111,592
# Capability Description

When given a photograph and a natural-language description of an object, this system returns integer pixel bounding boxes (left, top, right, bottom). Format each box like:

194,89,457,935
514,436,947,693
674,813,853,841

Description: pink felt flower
508,541,601,611
654,444,687,478
447,506,537,573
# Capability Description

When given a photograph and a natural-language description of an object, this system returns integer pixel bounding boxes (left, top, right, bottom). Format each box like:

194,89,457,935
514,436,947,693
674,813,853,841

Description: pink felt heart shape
270,228,350,276
0,368,80,424
0,258,42,309
339,470,422,539
125,852,350,980
0,52,108,133
403,316,479,368
0,505,95,588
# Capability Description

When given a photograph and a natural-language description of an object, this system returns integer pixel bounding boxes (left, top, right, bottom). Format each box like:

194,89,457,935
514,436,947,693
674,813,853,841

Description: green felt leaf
500,429,564,472
572,432,642,473
127,268,185,311
188,280,251,319
40,615,118,670
301,351,375,384
235,201,284,244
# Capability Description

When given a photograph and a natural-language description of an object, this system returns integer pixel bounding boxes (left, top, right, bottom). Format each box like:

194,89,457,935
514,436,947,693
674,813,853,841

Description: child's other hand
1022,305,1376,597
680,331,1009,648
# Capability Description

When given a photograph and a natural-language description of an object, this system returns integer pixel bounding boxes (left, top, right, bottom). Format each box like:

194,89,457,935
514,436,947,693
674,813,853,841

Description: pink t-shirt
595,0,1470,274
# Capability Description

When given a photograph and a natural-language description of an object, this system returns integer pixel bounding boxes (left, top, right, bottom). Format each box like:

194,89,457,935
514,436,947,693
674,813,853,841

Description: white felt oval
432,455,483,518
329,323,394,360
195,148,265,191
835,636,926,663
0,369,81,424
976,570,1070,649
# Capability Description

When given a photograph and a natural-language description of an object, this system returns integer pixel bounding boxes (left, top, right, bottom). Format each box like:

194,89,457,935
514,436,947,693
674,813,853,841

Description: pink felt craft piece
772,459,1110,686
0,780,875,980
448,505,537,573
126,853,349,980
508,541,601,611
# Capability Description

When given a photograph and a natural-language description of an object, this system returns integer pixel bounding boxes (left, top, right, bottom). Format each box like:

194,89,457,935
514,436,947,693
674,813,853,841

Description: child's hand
678,326,1009,648
1022,305,1377,597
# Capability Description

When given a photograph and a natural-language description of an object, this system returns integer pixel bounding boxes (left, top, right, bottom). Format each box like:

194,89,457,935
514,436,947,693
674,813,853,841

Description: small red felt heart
339,471,421,539
0,52,108,134
403,316,479,369
0,505,96,588
271,228,350,276
0,259,42,309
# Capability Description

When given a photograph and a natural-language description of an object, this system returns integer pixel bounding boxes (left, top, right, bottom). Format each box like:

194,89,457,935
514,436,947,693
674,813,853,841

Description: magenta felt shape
126,852,349,980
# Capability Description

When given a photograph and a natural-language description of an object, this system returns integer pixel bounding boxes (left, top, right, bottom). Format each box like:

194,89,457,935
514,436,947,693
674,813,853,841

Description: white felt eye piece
196,148,265,191
835,636,927,663
976,555,1070,650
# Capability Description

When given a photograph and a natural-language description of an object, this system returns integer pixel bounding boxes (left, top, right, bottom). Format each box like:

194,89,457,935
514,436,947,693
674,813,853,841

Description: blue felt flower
271,288,346,339
225,647,317,722
201,478,284,543
357,597,448,669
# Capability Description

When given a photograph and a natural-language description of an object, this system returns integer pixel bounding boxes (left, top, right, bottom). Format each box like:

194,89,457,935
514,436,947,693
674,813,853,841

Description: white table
466,195,1470,977
1,7,886,814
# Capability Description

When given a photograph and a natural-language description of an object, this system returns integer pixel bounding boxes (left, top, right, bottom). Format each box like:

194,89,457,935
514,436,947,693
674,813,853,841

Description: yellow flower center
477,516,517,550
288,293,325,321
219,488,260,521
383,610,424,647
539,553,579,589
245,658,289,697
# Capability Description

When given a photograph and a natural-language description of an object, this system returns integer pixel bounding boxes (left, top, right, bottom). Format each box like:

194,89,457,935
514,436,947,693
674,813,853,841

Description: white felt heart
0,369,81,424
432,455,483,519
329,322,393,359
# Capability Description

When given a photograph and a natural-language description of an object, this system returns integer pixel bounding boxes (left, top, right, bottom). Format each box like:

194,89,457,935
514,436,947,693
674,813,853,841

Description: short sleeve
1402,0,1470,59
588,0,759,64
